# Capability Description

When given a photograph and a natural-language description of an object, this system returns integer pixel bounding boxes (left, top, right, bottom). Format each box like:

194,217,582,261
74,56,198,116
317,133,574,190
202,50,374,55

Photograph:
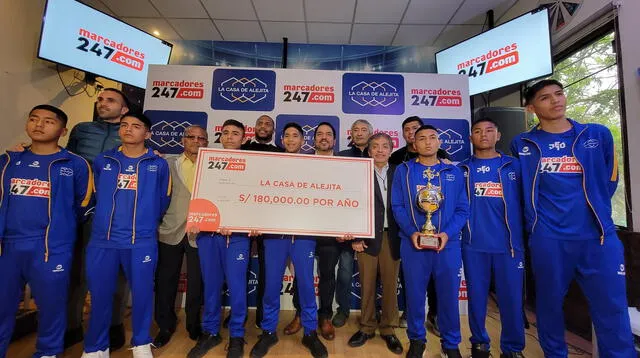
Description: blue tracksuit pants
262,236,317,335
462,249,525,353
198,234,249,338
84,245,157,352
530,236,635,357
401,239,462,348
0,241,72,358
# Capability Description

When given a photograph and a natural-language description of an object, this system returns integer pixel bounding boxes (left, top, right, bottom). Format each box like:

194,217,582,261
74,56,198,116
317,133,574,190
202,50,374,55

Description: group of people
0,79,635,358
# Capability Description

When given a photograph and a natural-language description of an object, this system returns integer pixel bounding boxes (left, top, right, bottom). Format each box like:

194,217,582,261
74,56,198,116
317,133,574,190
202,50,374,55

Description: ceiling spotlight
153,30,160,36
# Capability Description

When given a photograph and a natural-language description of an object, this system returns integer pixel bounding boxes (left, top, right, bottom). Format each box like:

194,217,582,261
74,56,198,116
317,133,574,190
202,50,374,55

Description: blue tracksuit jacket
510,119,617,241
459,153,524,254
391,159,468,245
0,149,93,259
89,147,171,246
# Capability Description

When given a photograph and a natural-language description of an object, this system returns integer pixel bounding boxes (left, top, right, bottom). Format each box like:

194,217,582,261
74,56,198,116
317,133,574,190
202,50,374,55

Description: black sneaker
332,311,349,328
152,330,173,349
441,344,462,358
406,339,425,358
187,332,222,358
109,323,125,351
500,352,525,358
471,343,491,358
302,331,328,358
250,331,278,357
227,337,245,358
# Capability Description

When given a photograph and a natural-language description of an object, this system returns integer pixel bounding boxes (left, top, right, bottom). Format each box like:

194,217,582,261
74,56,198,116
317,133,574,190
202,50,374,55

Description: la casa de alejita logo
206,155,247,171
457,43,520,78
77,28,145,71
342,73,405,115
282,84,335,104
211,69,276,111
146,110,208,155
410,88,463,107
150,80,205,99
150,120,194,150
438,128,466,157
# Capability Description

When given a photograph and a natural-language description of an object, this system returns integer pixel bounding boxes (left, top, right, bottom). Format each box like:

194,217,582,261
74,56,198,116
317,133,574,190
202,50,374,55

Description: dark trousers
67,217,129,331
315,241,341,319
154,238,203,336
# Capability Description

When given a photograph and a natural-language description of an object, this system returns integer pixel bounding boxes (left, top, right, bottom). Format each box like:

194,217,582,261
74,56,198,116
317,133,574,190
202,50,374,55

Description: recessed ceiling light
153,30,160,36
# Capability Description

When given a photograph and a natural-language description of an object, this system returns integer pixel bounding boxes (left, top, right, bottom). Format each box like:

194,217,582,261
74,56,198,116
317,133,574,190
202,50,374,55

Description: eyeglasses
184,135,208,141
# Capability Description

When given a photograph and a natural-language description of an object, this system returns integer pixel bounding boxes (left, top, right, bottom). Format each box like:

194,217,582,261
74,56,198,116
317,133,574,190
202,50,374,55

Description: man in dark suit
347,132,403,354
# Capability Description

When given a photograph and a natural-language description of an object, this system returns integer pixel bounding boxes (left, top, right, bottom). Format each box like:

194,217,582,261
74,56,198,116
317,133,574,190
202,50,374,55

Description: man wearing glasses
153,125,209,348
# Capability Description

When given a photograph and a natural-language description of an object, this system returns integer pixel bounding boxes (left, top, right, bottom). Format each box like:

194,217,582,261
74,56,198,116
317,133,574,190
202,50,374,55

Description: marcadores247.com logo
150,80,205,99
457,43,519,78
409,88,463,107
76,28,145,71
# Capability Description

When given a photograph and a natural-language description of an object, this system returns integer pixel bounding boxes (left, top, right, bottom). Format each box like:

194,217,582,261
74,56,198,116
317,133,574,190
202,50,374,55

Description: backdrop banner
145,65,470,313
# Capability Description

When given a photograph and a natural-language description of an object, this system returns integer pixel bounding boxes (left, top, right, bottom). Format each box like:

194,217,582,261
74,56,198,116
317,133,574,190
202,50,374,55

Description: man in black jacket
66,88,131,350
347,133,403,354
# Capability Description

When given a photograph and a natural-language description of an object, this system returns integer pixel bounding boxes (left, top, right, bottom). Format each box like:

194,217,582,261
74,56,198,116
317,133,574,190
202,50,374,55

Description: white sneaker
81,348,110,358
131,344,154,358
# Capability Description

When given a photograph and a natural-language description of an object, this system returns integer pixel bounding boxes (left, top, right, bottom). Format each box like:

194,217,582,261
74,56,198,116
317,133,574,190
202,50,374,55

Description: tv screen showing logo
211,69,276,111
435,9,551,95
37,0,172,89
342,73,404,115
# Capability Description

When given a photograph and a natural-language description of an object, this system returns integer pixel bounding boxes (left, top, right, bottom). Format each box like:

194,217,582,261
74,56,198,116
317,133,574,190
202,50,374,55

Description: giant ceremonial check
186,148,375,238
143,65,471,162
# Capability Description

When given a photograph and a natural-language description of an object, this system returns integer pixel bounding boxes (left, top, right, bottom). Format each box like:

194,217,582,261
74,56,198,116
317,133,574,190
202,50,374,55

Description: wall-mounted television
38,0,173,89
435,8,552,96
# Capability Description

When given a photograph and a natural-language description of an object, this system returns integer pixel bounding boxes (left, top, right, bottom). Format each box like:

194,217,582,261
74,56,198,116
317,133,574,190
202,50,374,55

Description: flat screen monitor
435,8,552,95
38,0,173,88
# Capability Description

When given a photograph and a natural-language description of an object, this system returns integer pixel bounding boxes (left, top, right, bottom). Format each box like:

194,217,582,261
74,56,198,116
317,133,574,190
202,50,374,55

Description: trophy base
418,234,440,250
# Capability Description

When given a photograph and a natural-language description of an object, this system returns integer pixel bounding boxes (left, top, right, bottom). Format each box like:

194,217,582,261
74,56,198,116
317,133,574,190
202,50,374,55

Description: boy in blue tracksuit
0,105,92,358
391,124,469,358
250,122,328,358
459,118,525,358
511,79,634,357
82,113,171,357
187,119,254,358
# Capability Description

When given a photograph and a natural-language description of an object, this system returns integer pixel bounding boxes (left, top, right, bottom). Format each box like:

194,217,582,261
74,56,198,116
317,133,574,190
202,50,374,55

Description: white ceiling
80,0,519,47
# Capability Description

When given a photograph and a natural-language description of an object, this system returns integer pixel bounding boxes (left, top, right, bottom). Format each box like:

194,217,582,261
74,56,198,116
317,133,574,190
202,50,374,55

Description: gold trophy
416,168,443,250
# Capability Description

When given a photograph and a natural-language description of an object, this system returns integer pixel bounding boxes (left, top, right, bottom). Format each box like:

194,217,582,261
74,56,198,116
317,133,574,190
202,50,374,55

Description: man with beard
64,88,131,351
241,115,282,152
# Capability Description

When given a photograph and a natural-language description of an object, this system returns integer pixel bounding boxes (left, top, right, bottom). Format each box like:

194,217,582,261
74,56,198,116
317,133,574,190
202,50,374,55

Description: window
530,31,628,227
